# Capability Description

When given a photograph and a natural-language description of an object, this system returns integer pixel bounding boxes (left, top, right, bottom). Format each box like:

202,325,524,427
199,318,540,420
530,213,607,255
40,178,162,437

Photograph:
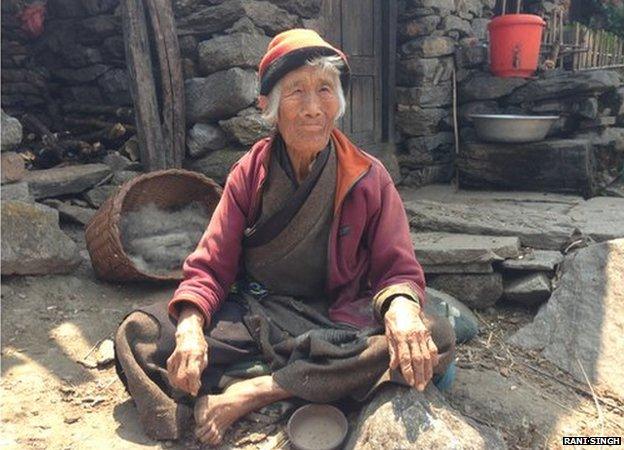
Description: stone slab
84,185,118,208
345,385,505,450
503,273,552,306
567,197,624,242
429,273,503,310
24,164,112,200
42,199,96,226
508,239,624,398
404,199,577,250
412,232,521,266
423,263,494,274
501,250,563,271
1,201,81,275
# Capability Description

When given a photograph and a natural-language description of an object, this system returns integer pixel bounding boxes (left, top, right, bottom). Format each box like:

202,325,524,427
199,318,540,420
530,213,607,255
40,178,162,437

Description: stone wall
394,0,496,187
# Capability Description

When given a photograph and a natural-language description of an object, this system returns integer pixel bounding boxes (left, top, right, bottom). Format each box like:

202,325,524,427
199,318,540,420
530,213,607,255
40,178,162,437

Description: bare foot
193,375,290,446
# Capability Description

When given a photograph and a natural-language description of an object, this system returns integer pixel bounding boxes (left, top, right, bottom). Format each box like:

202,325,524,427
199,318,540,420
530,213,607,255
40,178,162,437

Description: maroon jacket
169,129,426,328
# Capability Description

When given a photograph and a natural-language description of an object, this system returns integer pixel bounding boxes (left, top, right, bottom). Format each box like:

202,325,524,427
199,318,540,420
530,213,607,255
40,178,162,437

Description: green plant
582,0,624,37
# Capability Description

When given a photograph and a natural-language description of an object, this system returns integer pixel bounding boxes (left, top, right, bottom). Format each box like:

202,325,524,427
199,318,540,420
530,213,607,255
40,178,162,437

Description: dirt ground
1,223,623,449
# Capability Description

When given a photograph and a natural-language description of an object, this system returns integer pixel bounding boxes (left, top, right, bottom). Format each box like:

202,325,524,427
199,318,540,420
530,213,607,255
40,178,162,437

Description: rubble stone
187,123,227,158
1,152,26,184
1,109,22,152
400,36,455,58
219,110,272,146
185,68,257,123
429,273,503,310
184,149,247,185
503,273,552,306
198,33,271,75
1,201,81,275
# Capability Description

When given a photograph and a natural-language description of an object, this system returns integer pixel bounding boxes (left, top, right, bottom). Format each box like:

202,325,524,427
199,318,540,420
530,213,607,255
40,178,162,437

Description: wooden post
121,0,167,171
144,0,186,168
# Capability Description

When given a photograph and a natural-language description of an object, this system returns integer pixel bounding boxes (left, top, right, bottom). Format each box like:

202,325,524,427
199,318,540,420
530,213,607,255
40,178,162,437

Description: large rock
400,36,455,58
397,57,454,86
1,201,81,275
396,106,446,136
407,0,455,13
503,273,551,306
442,15,472,36
344,385,505,450
412,232,521,266
404,199,577,250
507,70,622,104
1,109,22,152
198,33,271,75
1,152,26,184
567,197,624,242
398,15,440,41
501,250,563,271
508,239,624,398
24,164,112,200
53,64,110,83
185,68,257,123
186,123,227,158
178,0,246,32
446,368,566,448
396,82,452,108
425,287,479,343
404,132,454,165
184,149,247,185
219,109,271,146
460,73,527,101
242,0,300,34
1,182,33,202
269,0,321,18
429,273,503,310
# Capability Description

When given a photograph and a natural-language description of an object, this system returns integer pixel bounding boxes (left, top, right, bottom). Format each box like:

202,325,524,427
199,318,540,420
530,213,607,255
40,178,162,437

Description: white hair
261,55,347,126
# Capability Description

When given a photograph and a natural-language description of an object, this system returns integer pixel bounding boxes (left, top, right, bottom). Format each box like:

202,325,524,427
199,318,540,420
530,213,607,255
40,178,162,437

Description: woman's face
273,65,341,156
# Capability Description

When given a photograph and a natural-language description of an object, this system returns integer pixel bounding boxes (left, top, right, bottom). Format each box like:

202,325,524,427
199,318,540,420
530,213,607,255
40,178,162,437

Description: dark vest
243,139,336,299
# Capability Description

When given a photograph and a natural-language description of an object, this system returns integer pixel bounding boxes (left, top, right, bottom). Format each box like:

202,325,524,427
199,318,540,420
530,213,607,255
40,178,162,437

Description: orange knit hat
258,28,350,95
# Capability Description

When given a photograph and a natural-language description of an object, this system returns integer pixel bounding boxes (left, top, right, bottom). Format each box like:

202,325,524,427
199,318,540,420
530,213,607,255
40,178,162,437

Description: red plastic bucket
488,14,545,78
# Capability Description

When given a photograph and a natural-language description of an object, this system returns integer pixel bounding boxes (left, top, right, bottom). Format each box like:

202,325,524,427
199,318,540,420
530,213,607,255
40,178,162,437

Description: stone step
412,232,520,275
404,198,577,250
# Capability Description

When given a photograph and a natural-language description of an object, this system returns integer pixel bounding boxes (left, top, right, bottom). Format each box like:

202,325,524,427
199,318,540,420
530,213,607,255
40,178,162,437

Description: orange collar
258,128,372,216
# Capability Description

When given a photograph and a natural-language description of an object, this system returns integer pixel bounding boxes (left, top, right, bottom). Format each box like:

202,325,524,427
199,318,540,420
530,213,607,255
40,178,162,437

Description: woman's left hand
384,296,438,391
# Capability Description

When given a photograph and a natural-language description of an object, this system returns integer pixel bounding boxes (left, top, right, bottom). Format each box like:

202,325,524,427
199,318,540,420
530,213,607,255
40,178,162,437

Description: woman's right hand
166,305,209,396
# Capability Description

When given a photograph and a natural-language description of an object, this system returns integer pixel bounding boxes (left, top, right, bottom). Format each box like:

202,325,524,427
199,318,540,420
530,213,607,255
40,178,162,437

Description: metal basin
287,404,348,450
469,114,559,143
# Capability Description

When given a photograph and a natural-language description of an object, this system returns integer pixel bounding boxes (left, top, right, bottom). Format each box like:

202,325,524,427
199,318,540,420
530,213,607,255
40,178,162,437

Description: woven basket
84,169,222,282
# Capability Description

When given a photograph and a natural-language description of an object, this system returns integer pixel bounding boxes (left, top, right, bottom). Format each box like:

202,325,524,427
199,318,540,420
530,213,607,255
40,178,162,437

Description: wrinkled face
274,65,341,155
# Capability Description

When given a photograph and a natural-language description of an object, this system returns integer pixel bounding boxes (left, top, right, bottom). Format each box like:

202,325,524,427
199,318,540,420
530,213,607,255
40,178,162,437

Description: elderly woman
114,29,456,446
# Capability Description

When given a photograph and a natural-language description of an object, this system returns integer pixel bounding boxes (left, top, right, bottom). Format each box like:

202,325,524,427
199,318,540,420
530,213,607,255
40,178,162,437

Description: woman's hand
384,296,438,391
166,305,209,396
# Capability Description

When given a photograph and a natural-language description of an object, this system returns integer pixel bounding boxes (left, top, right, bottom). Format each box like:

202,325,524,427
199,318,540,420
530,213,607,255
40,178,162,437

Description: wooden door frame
321,0,397,146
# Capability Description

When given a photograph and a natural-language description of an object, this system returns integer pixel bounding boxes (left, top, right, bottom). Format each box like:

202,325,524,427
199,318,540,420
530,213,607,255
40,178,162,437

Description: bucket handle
501,0,522,15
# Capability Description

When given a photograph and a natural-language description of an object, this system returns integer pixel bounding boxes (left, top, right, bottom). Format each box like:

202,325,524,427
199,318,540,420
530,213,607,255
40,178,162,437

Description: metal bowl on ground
469,114,560,143
287,404,348,450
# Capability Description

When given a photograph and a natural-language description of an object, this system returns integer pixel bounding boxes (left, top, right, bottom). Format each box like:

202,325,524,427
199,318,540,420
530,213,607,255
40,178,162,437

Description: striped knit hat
258,28,350,96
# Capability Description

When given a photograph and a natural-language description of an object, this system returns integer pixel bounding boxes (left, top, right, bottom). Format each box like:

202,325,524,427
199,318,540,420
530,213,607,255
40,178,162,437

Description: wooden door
322,0,396,151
